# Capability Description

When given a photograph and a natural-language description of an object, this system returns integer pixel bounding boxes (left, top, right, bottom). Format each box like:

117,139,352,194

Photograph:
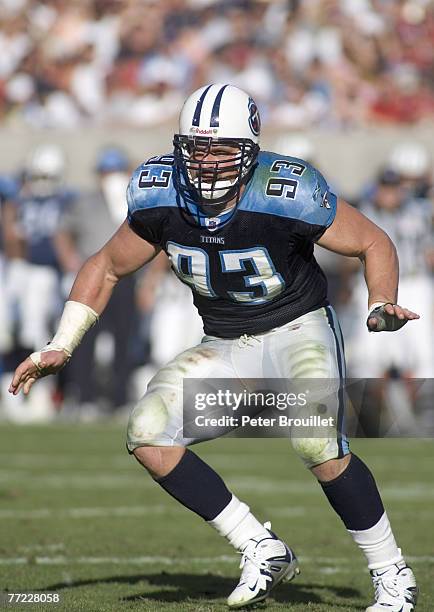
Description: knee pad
127,392,170,451
291,438,331,467
291,436,338,468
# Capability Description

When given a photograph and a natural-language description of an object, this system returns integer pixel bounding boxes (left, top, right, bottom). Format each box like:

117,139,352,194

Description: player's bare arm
317,198,420,330
68,219,159,312
9,220,159,396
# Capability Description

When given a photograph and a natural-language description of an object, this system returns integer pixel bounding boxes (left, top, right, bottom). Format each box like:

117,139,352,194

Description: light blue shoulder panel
126,154,178,216
239,151,337,229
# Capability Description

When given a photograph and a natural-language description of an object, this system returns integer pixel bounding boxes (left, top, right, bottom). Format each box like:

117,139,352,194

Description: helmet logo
189,127,219,135
248,98,260,137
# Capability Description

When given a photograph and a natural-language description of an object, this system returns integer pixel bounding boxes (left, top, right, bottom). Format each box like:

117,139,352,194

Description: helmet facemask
173,135,259,207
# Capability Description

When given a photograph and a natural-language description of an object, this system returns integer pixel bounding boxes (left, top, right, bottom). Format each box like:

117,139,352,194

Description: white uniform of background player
149,261,204,368
7,145,68,350
133,252,204,397
348,146,434,378
1,145,69,421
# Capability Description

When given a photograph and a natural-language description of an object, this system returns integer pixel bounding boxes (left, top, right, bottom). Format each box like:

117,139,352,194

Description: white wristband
52,300,99,354
368,301,387,315
29,301,99,370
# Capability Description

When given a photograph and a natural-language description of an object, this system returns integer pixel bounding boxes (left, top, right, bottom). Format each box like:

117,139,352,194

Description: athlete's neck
200,185,246,217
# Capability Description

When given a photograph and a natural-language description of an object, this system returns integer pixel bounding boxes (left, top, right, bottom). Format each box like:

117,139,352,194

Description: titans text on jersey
127,151,337,338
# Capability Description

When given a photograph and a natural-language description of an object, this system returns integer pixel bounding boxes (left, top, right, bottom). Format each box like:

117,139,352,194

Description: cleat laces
370,564,418,609
236,523,285,592
373,574,401,600
237,546,272,592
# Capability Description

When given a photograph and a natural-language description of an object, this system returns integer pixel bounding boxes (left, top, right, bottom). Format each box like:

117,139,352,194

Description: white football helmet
388,142,430,179
173,83,260,206
274,134,314,163
25,144,65,197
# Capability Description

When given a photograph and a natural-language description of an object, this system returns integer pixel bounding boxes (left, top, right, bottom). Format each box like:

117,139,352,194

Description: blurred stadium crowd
2,0,434,128
0,137,433,424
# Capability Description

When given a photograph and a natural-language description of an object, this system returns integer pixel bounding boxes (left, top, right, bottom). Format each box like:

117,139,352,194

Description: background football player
1,144,75,421
9,84,420,612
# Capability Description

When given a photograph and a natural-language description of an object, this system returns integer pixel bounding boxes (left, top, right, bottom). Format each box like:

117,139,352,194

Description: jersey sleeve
282,163,337,243
126,165,165,246
302,166,337,241
255,152,338,242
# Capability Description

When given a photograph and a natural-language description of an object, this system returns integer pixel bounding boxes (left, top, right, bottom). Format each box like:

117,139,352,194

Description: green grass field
0,424,433,611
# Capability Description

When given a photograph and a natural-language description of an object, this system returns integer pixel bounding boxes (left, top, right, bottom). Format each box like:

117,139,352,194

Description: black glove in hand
367,303,409,332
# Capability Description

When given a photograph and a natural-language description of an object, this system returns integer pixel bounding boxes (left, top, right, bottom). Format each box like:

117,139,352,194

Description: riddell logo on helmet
189,127,219,135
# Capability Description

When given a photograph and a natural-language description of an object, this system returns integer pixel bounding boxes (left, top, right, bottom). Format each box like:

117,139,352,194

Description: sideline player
9,84,420,611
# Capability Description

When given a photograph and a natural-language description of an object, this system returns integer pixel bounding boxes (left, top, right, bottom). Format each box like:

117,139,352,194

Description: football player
9,84,420,611
5,144,75,351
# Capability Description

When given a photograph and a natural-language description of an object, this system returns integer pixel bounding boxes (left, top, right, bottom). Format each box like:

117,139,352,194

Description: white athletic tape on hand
52,300,99,354
30,342,71,370
29,301,99,369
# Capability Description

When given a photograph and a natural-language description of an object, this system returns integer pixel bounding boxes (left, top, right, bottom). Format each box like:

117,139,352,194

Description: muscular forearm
69,250,120,315
360,232,399,308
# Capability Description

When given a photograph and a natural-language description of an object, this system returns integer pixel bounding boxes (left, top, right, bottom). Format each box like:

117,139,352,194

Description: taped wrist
367,302,406,332
29,301,99,369
53,300,99,352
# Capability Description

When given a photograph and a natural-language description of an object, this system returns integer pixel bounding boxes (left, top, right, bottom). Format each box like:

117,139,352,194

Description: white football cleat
227,522,299,609
366,560,418,612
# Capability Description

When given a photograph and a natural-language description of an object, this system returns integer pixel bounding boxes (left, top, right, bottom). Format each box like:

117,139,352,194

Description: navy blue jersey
127,151,337,338
16,189,76,268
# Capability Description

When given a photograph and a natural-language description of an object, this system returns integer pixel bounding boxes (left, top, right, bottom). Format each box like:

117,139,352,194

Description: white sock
348,512,404,570
208,494,270,550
